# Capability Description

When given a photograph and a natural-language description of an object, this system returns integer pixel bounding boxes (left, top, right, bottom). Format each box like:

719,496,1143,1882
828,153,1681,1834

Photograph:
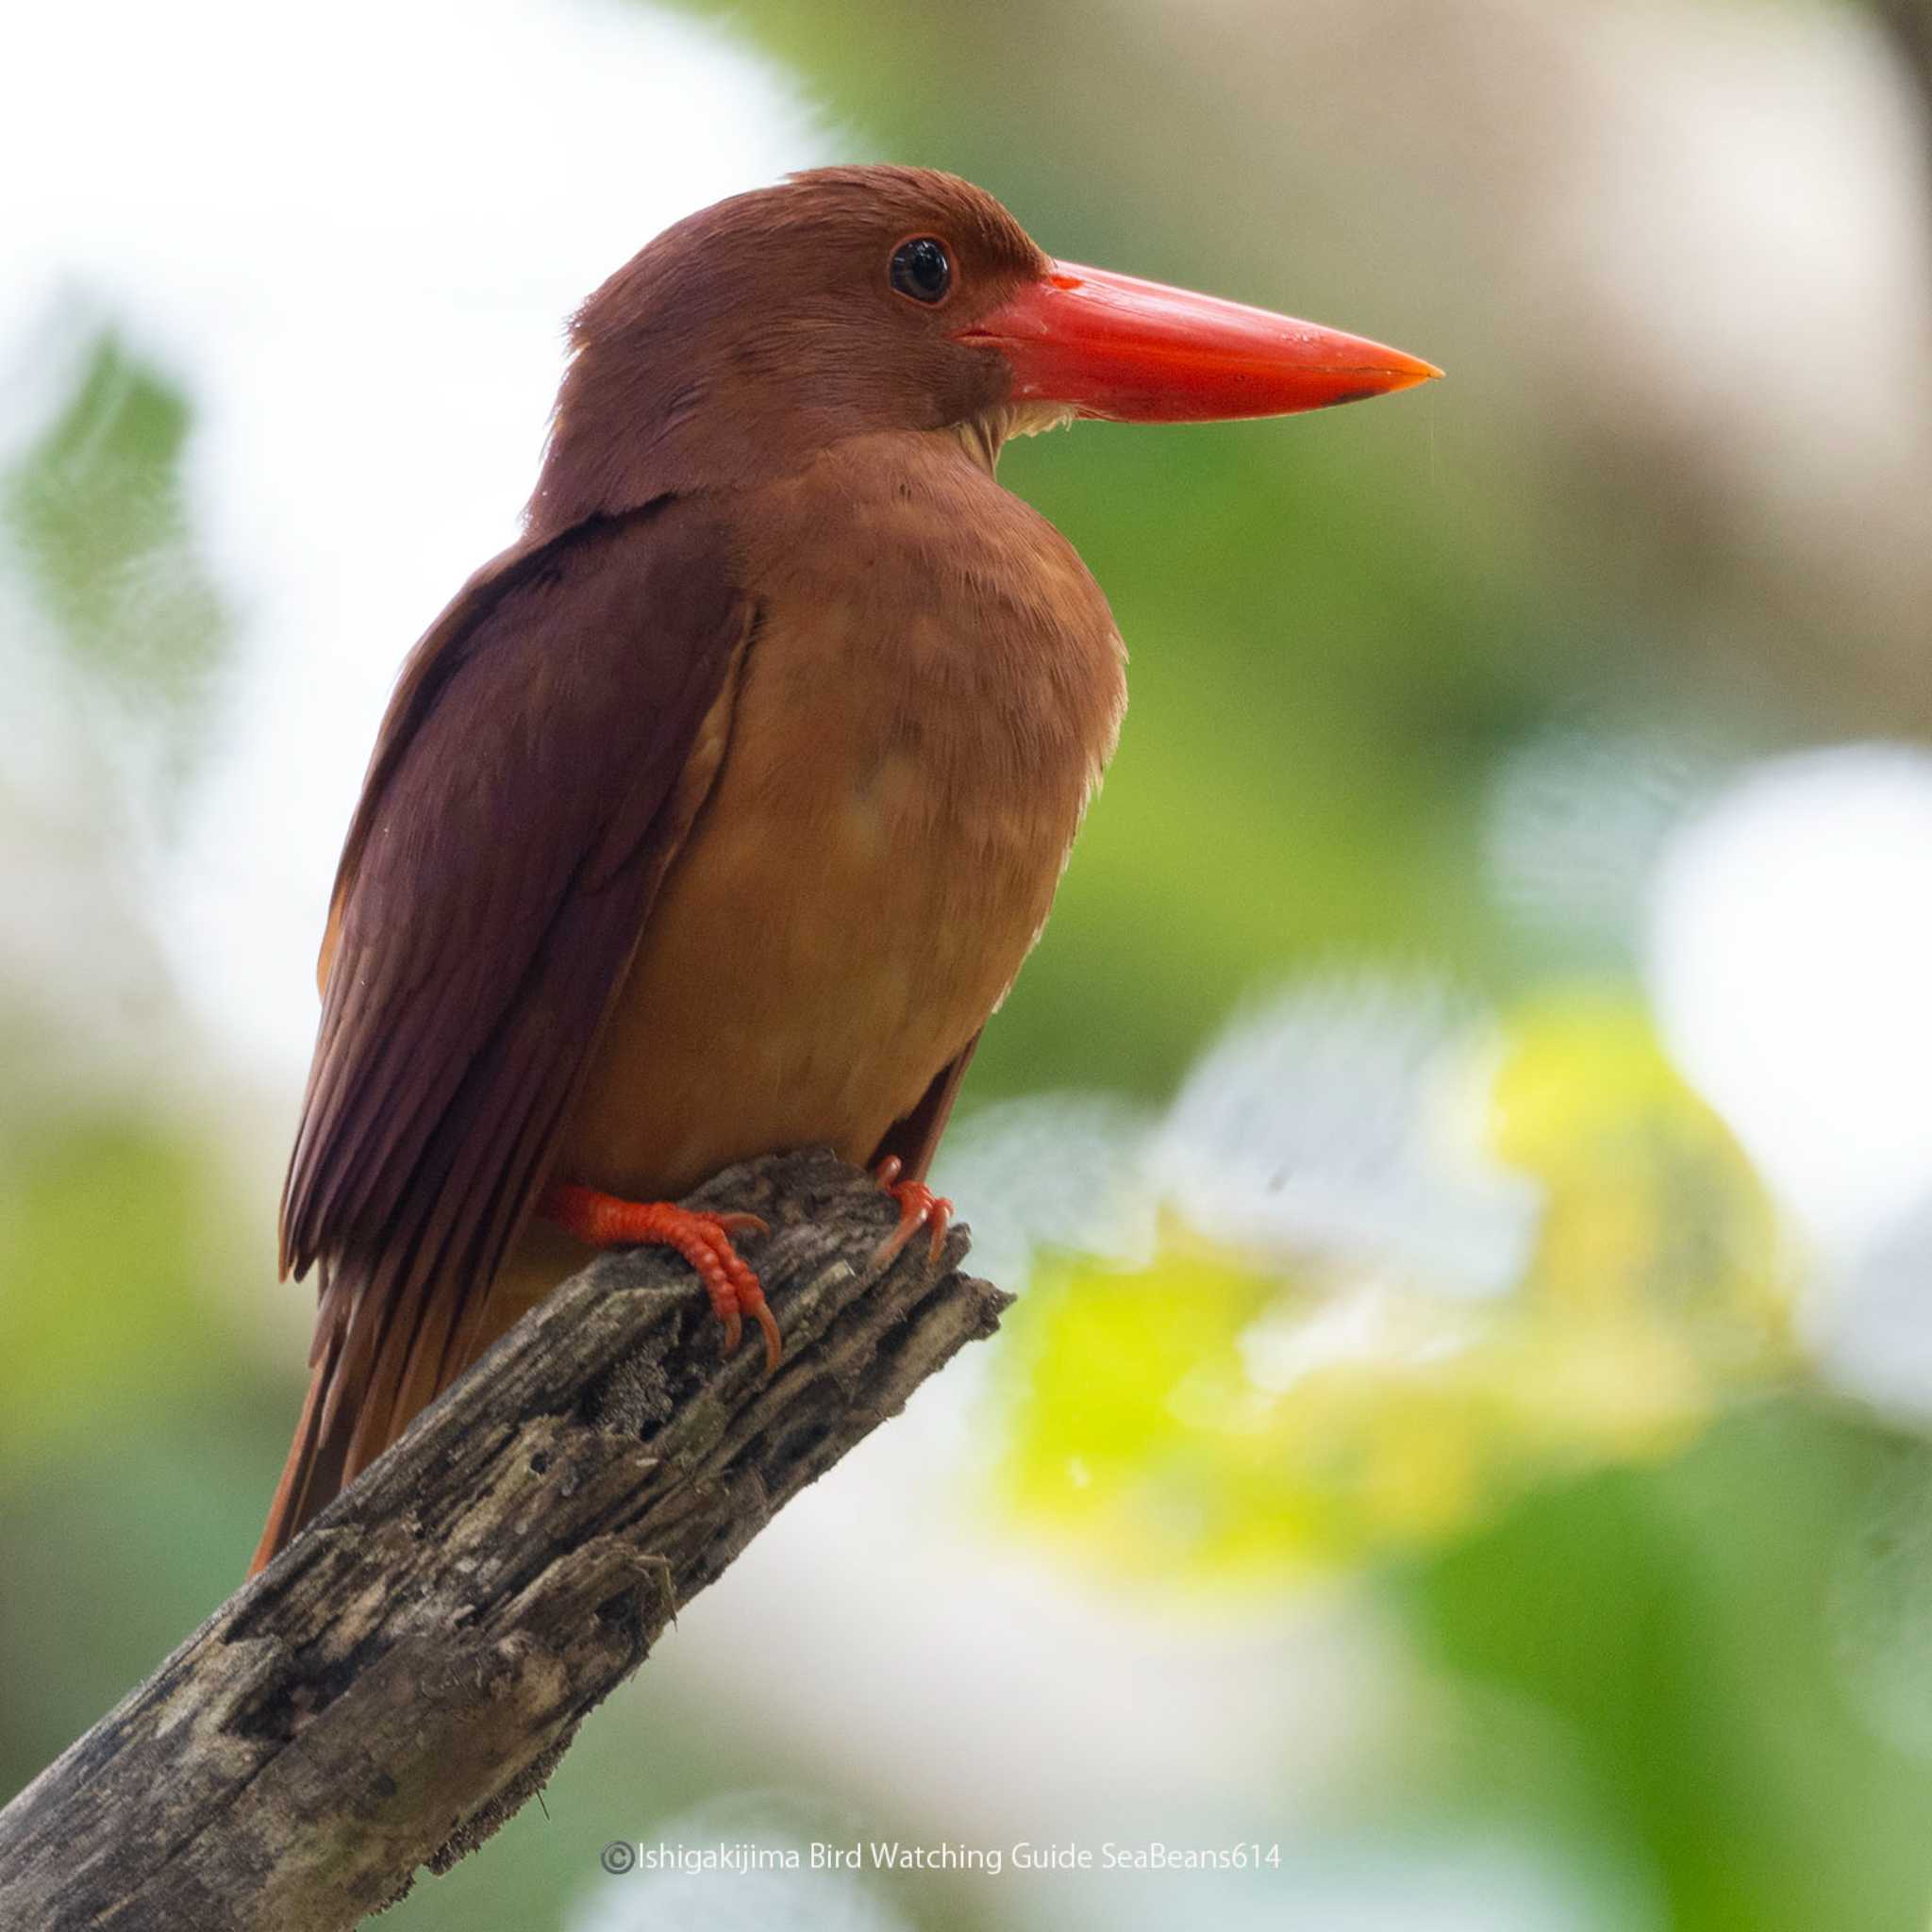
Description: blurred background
6,0,1932,1924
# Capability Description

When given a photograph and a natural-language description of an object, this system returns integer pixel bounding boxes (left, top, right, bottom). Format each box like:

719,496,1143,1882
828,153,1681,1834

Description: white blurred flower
937,980,1541,1306
1823,1197,1932,1424
934,1092,1159,1291
1645,743,1932,1266
1484,724,1715,964
1151,977,1541,1298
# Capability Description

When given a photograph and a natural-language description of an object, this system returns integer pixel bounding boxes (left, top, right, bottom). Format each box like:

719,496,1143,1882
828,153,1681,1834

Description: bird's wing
255,495,751,1569
870,1030,980,1187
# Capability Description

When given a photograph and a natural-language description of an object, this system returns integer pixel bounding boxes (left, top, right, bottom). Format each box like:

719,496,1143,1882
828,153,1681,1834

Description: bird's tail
248,1324,355,1576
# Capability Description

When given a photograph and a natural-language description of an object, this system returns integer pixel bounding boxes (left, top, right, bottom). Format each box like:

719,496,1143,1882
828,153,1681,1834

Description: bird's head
529,165,1439,531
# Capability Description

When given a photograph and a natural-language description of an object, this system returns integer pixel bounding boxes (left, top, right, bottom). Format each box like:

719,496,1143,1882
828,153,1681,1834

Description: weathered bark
0,1150,1007,1931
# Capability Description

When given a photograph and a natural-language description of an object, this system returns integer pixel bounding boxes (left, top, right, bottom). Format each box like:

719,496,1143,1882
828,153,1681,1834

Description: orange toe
870,1157,954,1271
539,1182,780,1373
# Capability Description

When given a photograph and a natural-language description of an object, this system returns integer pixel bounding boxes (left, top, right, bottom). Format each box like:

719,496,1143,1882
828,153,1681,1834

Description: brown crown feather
526,165,1049,533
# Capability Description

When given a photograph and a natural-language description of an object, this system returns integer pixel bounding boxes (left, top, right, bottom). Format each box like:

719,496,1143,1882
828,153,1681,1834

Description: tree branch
0,1149,1008,1931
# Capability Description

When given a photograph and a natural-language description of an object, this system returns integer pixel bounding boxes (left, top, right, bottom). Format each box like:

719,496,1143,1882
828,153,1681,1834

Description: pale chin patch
1000,400,1081,440
951,403,1077,475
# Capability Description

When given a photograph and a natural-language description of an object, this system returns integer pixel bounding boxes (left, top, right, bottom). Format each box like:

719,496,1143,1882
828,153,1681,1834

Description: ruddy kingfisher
253,165,1438,1573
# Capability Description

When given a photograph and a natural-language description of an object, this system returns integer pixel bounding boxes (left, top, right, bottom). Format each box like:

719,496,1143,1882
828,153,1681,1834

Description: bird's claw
679,1211,779,1371
538,1184,780,1374
870,1156,953,1271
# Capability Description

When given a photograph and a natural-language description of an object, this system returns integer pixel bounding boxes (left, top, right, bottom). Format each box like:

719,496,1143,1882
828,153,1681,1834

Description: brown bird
251,165,1437,1574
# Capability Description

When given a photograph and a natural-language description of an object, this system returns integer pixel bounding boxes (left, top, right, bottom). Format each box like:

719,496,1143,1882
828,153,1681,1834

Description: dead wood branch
0,1149,1008,1931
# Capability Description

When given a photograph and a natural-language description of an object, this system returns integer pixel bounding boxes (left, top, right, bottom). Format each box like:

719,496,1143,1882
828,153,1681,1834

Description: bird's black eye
890,236,952,305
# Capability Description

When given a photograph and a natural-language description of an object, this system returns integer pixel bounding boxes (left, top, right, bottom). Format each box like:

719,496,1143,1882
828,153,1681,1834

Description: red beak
958,260,1441,423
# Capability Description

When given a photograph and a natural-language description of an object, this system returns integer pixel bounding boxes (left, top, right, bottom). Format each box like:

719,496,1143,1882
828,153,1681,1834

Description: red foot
871,1157,953,1270
539,1183,779,1374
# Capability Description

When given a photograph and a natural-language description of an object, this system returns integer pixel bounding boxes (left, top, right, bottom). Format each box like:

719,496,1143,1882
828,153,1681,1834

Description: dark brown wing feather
252,495,749,1573
870,1030,979,1187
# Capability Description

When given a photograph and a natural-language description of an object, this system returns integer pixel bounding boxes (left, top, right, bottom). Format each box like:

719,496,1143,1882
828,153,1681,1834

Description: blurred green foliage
0,1115,226,1450
3,333,228,808
1407,1406,1932,1932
